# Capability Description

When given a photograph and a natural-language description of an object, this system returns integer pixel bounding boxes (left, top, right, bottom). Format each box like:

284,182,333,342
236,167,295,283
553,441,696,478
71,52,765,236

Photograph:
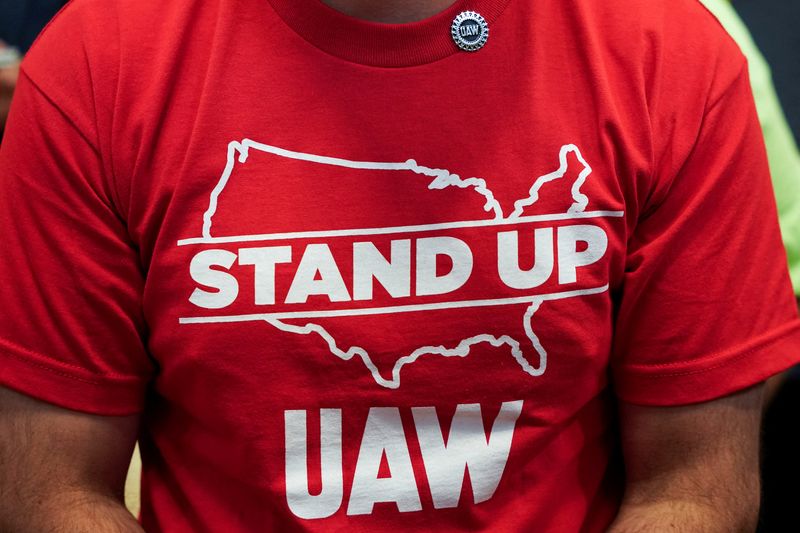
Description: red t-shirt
1,0,799,531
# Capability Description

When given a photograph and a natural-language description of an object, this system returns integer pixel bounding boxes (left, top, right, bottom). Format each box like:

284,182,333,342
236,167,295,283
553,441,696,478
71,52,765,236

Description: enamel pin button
451,11,489,52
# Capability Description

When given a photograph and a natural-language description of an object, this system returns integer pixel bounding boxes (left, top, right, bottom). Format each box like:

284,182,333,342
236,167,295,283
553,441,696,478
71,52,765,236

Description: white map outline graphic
178,140,623,389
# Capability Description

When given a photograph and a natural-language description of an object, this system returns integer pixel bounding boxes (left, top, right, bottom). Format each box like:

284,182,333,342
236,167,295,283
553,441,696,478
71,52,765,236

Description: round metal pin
451,11,489,52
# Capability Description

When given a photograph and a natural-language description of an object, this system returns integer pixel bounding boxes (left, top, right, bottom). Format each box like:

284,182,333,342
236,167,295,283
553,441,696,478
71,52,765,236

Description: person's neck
319,0,459,23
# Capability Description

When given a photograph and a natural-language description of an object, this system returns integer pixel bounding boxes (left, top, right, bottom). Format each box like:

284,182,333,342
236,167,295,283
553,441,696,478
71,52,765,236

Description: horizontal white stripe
179,284,609,323
178,211,624,246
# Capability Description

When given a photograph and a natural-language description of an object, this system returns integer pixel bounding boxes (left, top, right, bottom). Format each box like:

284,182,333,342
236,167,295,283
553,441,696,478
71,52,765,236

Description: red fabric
1,0,798,531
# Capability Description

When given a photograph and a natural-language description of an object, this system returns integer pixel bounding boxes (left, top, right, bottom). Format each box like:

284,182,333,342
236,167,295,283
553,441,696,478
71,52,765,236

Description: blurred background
733,0,800,138
725,2,800,531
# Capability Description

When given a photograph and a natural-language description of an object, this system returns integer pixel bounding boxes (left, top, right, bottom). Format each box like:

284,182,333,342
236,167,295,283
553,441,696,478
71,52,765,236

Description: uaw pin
451,11,489,52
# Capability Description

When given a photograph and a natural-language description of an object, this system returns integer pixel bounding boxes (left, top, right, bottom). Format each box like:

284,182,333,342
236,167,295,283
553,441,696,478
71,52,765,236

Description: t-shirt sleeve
0,69,152,416
611,52,800,406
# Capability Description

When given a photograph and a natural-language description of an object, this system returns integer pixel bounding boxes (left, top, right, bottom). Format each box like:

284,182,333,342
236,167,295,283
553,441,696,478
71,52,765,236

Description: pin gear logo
451,11,489,52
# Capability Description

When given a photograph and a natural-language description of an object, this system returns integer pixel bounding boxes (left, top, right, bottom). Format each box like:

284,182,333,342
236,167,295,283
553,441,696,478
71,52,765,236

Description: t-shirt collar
266,0,513,68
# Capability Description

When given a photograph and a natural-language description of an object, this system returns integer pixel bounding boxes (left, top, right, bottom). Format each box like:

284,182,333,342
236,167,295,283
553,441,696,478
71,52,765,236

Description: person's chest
115,2,644,526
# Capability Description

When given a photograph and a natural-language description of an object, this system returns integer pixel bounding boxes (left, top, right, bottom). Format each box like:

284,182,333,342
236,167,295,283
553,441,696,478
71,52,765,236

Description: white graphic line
201,139,505,238
178,285,608,323
510,144,592,218
267,303,547,389
179,211,623,246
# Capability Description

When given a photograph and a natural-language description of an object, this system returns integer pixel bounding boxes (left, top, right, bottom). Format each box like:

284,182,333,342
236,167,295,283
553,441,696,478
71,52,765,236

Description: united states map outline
179,139,622,389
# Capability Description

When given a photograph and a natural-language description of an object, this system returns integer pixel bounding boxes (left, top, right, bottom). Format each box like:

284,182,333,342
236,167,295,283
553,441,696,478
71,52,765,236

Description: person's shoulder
577,0,732,38
23,0,215,67
37,0,208,27
572,0,741,61
17,0,213,140
562,0,746,103
21,0,218,102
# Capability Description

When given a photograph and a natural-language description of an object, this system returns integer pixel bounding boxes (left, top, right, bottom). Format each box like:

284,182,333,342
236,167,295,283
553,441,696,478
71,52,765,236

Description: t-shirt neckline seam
264,0,515,68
